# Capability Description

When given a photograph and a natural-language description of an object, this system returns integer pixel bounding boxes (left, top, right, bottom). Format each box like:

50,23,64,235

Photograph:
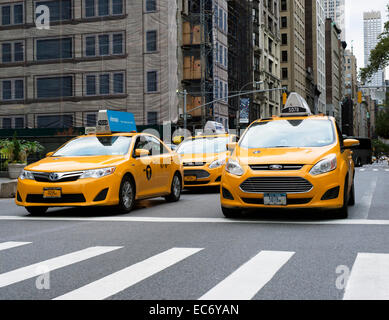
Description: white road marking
373,169,379,172
0,246,121,288
343,253,389,300
385,169,389,172
0,242,31,252
360,169,366,171
54,247,202,300
359,176,378,219
1,215,389,226
199,251,295,300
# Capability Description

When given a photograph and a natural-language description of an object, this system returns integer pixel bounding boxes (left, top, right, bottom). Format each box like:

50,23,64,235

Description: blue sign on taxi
96,110,137,134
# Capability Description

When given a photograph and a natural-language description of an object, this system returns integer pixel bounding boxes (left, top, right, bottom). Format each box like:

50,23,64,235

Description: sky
345,0,388,77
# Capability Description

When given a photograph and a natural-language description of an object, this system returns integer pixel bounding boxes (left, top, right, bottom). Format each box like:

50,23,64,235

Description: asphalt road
0,162,388,300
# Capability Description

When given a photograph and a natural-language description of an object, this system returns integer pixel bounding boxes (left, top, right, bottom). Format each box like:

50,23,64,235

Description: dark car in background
348,137,373,167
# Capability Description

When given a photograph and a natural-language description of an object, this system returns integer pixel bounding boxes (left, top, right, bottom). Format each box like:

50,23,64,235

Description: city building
363,11,385,88
280,0,306,99
305,0,326,114
343,49,358,136
324,0,345,41
0,0,180,129
325,18,343,122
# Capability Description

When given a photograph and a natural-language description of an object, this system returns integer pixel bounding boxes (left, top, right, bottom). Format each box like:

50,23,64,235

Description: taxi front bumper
15,174,120,207
183,165,223,187
220,166,345,210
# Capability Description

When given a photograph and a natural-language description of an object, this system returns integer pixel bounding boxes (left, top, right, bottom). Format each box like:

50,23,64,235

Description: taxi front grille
184,169,210,179
183,162,206,167
240,177,313,193
26,194,86,203
249,164,304,171
33,172,82,183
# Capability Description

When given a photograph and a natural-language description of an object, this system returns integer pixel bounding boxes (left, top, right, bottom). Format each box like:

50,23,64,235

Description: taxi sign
96,110,137,134
281,92,312,117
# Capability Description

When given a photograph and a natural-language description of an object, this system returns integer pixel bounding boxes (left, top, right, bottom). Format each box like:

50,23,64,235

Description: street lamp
176,89,188,132
237,81,263,131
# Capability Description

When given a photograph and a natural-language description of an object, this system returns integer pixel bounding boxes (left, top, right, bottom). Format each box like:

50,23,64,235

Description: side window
147,136,162,156
335,122,344,149
133,135,151,156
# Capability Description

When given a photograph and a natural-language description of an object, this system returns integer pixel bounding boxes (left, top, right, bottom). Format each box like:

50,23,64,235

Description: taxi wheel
221,207,241,218
118,176,135,213
165,173,182,202
335,179,349,219
26,206,48,216
348,179,355,206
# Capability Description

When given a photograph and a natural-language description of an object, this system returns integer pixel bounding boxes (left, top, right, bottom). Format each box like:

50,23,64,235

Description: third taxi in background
220,93,359,219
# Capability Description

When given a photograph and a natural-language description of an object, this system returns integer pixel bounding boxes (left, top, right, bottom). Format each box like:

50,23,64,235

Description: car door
336,122,353,191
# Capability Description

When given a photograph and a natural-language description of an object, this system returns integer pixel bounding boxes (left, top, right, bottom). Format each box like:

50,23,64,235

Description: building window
84,0,123,17
225,83,228,102
113,73,124,93
1,41,25,63
36,38,73,61
1,79,24,101
147,111,158,125
86,75,96,95
281,33,287,45
281,0,287,11
2,117,25,129
281,50,288,62
99,74,110,94
1,3,24,26
145,0,157,12
37,114,73,128
36,76,73,98
281,17,287,28
84,33,124,57
85,71,125,95
219,8,223,29
147,71,157,92
282,67,288,79
2,118,11,129
269,59,273,73
224,47,227,67
85,113,97,127
35,0,72,22
15,117,24,128
146,31,157,52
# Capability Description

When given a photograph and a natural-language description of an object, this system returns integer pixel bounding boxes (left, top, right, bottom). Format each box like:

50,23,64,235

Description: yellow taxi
220,93,359,219
176,133,238,187
15,111,183,215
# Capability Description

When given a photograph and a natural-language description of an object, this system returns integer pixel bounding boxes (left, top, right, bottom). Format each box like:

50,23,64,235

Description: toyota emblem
49,173,59,181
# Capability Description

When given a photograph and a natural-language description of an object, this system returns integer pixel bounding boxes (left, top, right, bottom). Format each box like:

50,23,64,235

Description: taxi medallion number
43,188,62,199
264,193,287,206
184,176,197,182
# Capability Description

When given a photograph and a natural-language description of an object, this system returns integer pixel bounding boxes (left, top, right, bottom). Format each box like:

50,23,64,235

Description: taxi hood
25,155,127,172
181,152,229,164
236,144,338,165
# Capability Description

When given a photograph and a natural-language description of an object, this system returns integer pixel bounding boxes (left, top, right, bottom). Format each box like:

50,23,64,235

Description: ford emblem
269,165,283,170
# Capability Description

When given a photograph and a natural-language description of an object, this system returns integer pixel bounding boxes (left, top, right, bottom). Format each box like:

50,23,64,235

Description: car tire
221,206,241,218
348,178,355,206
26,206,48,216
165,173,182,202
335,179,349,219
117,175,135,213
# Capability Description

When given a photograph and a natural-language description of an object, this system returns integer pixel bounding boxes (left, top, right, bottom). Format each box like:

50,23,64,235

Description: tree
360,4,389,82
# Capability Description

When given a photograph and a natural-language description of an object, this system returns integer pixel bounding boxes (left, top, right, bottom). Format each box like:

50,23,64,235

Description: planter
8,163,26,179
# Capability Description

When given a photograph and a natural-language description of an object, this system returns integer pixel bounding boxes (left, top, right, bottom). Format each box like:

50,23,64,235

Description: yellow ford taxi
15,111,183,215
220,93,359,219
176,134,237,187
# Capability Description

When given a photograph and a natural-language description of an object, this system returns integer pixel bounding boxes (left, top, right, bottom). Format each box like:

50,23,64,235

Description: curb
0,180,17,198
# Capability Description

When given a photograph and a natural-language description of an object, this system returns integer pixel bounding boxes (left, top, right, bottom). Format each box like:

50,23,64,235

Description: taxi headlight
310,154,337,176
225,159,244,176
80,167,116,179
19,170,34,180
209,157,226,169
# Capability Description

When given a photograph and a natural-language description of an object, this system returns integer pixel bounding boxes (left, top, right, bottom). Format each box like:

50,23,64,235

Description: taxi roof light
280,93,312,117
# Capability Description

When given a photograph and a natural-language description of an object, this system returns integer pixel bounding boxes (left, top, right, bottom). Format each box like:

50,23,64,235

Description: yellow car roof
254,114,332,123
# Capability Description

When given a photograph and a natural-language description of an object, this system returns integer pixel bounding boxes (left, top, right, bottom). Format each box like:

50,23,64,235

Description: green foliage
372,139,389,157
376,108,389,139
0,135,44,164
360,4,389,82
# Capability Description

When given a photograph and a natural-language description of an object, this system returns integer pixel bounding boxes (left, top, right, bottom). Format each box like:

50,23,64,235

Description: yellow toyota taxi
15,132,183,215
176,134,238,187
220,93,359,219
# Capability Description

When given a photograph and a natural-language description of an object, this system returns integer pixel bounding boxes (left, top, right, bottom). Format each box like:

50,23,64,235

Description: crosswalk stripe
360,169,366,171
373,169,378,172
0,246,121,288
343,253,389,300
0,242,31,252
54,247,203,300
199,250,295,300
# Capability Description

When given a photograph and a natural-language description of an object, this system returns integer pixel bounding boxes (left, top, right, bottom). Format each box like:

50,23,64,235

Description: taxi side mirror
227,142,237,152
46,152,54,157
343,139,359,149
173,136,183,145
135,149,150,157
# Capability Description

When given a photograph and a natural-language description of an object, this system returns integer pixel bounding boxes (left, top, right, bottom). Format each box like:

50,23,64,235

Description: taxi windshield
177,137,229,154
239,119,335,148
53,136,132,156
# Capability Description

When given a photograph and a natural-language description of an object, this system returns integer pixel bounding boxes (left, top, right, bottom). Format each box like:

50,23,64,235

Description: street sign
180,114,192,120
239,98,250,124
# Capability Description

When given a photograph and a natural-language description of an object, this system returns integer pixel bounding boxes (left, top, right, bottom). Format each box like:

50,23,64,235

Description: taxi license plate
184,176,197,182
43,188,62,198
264,193,287,206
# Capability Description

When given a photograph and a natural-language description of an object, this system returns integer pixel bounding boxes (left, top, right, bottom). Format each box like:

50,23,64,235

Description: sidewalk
0,177,17,198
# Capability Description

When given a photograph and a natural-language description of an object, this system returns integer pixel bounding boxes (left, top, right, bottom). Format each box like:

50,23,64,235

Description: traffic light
282,93,287,105
357,91,362,104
